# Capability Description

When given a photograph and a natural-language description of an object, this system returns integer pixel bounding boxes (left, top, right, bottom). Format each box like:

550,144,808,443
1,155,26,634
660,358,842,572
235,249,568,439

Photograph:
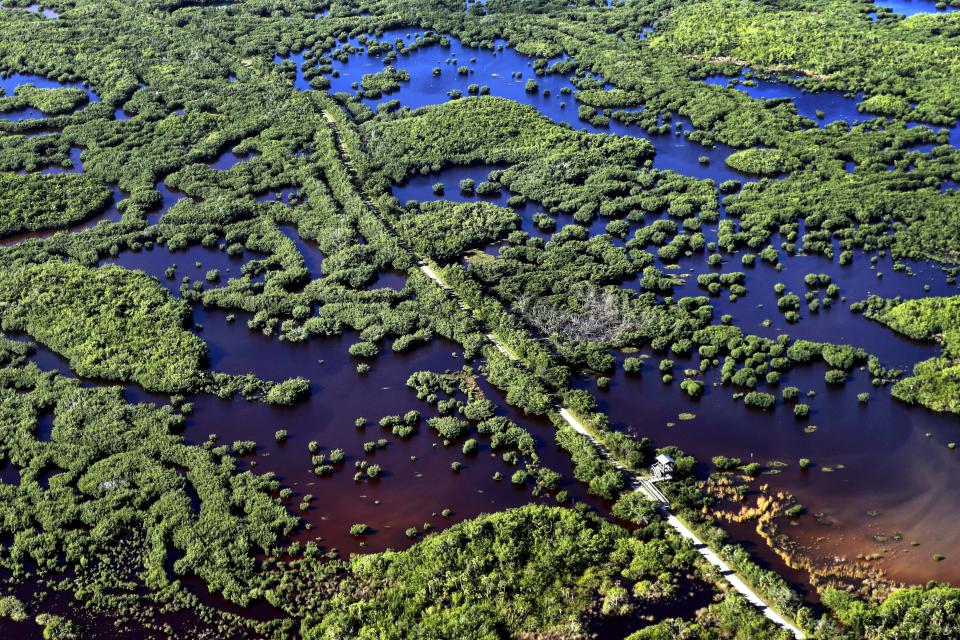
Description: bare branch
516,286,652,344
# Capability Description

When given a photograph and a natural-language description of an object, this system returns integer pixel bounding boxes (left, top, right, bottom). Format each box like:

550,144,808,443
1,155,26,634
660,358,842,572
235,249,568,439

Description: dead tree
517,286,652,344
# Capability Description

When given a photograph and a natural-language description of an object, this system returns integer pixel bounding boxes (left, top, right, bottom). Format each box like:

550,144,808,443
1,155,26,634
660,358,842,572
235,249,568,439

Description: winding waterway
299,29,960,588
3,20,960,634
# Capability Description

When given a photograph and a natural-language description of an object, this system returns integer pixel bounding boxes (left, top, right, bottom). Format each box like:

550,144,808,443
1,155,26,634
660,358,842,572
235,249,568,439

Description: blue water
0,72,100,123
392,162,638,248
0,3,59,18
273,52,311,91
208,147,260,170
704,72,864,126
1,105,45,122
628,114,743,182
872,0,960,16
148,181,193,226
276,30,750,182
112,82,150,121
369,269,407,290
24,3,59,18
279,225,323,277
392,164,549,242
37,145,83,174
0,72,103,198
393,165,509,207
906,118,960,149
0,72,99,104
321,33,579,114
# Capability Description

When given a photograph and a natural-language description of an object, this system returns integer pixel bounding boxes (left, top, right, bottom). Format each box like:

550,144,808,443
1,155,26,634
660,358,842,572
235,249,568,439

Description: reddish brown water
12,236,614,634
6,33,960,635
585,333,960,587
102,225,960,609
95,241,597,554
395,146,960,589
397,163,960,590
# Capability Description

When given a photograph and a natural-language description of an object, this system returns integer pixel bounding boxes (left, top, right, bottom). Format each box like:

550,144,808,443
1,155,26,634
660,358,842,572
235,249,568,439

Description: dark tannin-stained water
94,239,603,557
10,233,608,630
306,31,960,588
5,21,960,632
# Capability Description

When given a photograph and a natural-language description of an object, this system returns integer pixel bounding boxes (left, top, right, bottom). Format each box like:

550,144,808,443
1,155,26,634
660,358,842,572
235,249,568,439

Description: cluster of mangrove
0,0,957,637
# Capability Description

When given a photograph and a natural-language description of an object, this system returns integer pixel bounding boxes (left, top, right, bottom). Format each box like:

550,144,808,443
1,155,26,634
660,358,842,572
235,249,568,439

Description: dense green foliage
0,261,208,392
823,585,960,639
0,173,112,237
298,504,715,638
0,0,957,636
629,593,795,639
0,357,296,625
366,96,654,219
654,0,960,121
859,295,960,412
724,147,793,176
397,200,518,261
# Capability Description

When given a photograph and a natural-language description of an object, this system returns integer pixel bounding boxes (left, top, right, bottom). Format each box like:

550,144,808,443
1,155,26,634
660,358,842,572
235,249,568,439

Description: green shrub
429,416,470,439
349,341,379,358
712,456,742,471
744,391,775,409
680,379,703,397
267,378,311,405
825,370,847,384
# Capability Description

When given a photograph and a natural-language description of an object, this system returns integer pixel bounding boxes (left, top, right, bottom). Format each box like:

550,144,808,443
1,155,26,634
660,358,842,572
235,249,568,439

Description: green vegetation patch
0,173,112,238
823,584,960,639
723,157,960,263
724,148,793,176
0,262,208,392
397,200,518,261
653,0,960,121
364,96,653,217
0,85,89,115
0,362,296,621
360,66,410,98
300,504,709,638
859,94,913,117
860,295,960,413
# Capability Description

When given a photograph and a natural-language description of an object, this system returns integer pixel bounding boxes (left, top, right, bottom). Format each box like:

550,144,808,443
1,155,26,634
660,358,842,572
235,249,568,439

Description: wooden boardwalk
322,110,804,640
558,408,805,639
